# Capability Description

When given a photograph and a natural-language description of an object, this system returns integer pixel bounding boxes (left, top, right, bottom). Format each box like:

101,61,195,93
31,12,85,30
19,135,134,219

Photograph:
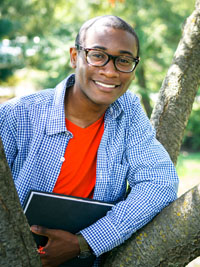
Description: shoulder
0,89,55,132
9,88,54,107
1,88,54,106
1,88,54,113
117,91,155,142
118,90,146,122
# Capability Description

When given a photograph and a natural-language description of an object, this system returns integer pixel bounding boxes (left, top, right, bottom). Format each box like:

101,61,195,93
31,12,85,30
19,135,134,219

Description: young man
0,15,179,266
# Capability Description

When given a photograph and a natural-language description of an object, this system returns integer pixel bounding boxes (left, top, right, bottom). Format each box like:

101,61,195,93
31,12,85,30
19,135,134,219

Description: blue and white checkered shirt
0,74,178,265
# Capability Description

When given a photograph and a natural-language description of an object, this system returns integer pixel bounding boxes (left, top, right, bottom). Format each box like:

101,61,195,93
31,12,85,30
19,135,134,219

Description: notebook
24,190,114,267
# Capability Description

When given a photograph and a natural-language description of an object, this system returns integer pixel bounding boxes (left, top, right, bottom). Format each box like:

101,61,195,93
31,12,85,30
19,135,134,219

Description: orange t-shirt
53,115,104,199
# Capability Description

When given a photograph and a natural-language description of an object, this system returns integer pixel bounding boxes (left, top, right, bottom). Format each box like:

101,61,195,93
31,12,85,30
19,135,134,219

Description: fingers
30,225,50,237
37,246,46,255
32,229,81,266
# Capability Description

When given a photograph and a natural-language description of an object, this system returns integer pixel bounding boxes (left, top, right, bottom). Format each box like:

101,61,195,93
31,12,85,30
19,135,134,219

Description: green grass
176,152,200,266
176,151,200,196
176,151,200,177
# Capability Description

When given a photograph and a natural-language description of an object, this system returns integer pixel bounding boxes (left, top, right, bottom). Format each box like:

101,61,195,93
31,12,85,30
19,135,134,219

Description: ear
70,47,78,69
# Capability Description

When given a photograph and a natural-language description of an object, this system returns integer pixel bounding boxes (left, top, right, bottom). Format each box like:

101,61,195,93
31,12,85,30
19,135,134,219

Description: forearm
81,181,178,257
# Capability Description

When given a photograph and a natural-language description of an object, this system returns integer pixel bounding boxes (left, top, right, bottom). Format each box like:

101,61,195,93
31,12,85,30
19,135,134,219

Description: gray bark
101,184,200,267
150,0,200,164
0,139,41,266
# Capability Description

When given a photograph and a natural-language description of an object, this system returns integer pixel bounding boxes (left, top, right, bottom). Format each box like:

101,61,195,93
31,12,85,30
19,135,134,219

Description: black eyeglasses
76,44,139,73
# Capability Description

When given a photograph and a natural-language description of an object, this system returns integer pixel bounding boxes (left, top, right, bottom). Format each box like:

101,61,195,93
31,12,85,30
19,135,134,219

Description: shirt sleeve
0,101,18,169
80,98,179,257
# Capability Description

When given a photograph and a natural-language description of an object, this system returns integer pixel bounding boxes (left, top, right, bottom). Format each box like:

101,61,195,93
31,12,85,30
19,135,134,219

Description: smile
95,81,117,88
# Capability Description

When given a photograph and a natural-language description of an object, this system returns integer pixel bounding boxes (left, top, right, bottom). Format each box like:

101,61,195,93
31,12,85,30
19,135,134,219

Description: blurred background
0,0,199,265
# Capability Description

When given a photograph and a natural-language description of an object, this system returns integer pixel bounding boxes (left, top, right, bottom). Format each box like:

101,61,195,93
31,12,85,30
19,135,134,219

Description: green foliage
0,0,196,90
182,107,200,151
0,18,13,38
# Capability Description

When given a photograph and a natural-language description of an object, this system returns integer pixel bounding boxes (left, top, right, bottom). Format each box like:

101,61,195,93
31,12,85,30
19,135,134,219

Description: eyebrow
91,45,134,57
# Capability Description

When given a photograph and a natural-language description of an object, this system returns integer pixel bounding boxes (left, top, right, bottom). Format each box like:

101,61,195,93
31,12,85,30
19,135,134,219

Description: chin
93,97,116,106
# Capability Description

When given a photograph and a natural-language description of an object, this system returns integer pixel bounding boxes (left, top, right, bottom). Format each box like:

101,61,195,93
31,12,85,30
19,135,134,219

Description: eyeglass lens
87,50,136,72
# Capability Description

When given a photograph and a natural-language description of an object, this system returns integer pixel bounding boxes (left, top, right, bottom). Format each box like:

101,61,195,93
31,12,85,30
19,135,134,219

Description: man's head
75,15,140,57
70,15,140,108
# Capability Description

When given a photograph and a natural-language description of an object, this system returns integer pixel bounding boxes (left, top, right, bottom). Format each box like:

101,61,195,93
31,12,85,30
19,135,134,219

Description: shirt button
60,157,65,162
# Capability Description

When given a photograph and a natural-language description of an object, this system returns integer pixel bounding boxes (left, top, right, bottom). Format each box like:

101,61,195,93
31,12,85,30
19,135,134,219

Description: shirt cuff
80,215,122,257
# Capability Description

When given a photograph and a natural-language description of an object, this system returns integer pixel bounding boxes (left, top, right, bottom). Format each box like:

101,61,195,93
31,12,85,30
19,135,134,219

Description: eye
89,51,106,61
117,56,133,65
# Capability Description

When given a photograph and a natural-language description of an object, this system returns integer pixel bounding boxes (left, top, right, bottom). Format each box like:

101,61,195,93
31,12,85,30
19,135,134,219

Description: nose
99,58,119,78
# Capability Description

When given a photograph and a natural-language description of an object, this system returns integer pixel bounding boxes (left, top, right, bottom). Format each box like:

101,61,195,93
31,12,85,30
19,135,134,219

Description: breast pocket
107,163,129,202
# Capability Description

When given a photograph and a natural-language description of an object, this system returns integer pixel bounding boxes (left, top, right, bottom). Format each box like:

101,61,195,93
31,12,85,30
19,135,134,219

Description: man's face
70,25,138,108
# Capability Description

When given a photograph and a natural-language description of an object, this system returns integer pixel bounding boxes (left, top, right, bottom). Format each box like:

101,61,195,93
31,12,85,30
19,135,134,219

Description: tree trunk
102,0,200,266
137,65,153,118
150,0,200,165
102,184,200,267
0,139,41,266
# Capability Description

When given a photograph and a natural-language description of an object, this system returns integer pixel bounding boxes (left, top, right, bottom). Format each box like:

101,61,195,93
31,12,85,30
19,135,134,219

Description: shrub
182,108,200,151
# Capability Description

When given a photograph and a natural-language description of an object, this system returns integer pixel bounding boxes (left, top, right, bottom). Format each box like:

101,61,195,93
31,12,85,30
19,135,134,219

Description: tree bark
101,184,200,267
0,139,41,266
150,0,200,165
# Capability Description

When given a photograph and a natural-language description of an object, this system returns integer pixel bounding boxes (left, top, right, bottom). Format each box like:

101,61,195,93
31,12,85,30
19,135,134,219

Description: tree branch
150,0,200,164
102,184,200,267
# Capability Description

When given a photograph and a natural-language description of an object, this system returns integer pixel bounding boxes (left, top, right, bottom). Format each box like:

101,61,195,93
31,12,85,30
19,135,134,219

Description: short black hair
75,15,140,57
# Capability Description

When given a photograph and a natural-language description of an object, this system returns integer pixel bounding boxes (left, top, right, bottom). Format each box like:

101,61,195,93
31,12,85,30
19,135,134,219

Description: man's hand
30,225,80,267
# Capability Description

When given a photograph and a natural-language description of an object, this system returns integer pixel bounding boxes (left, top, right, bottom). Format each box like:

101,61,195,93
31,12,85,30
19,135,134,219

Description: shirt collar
109,98,124,119
46,74,125,135
46,74,74,135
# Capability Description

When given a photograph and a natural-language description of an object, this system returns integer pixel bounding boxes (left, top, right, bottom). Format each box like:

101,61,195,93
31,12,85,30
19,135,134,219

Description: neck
64,86,108,128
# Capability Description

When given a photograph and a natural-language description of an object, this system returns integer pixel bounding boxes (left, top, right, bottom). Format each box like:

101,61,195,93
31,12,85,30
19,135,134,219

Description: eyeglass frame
75,44,140,73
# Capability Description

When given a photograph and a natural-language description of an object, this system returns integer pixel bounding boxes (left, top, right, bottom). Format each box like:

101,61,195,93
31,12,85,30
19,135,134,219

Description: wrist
76,233,93,258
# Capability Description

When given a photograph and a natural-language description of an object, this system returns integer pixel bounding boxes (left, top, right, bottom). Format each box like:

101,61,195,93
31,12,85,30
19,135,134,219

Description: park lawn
176,151,200,197
176,152,200,267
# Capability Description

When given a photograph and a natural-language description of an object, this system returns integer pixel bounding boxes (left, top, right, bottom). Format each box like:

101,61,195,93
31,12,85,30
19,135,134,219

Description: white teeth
95,81,116,88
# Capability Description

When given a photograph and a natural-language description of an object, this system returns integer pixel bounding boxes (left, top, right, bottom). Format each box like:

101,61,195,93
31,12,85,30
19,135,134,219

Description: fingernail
30,225,38,231
37,246,46,254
